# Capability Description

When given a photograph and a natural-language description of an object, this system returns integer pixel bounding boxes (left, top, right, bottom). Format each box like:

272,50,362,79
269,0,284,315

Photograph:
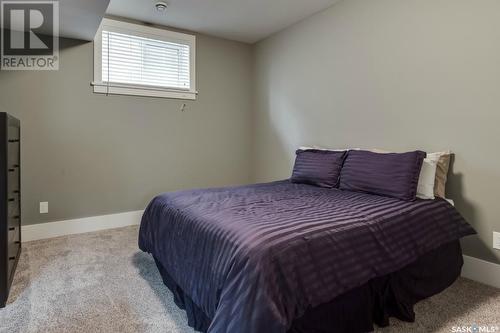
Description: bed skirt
153,240,463,333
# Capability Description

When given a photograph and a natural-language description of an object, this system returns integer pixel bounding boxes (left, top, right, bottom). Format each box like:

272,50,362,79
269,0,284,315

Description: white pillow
298,146,352,152
416,155,440,200
299,146,341,151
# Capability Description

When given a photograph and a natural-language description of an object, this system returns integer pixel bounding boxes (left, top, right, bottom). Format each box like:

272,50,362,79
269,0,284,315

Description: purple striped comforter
139,181,474,333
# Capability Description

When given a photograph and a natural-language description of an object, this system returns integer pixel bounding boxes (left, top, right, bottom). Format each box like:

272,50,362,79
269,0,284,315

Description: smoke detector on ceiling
155,1,168,12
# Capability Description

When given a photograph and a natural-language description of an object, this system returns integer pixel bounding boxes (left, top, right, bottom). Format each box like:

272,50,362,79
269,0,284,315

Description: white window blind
102,31,191,90
93,19,196,100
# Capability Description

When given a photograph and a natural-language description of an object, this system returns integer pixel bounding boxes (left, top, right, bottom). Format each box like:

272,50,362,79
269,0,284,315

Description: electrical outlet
494,232,500,250
39,202,48,214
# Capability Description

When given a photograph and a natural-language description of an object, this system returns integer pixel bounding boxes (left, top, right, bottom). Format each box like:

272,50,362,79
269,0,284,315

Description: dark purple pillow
291,149,347,188
339,150,426,201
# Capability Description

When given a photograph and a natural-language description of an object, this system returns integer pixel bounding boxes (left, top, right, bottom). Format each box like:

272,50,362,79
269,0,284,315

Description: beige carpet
0,226,499,333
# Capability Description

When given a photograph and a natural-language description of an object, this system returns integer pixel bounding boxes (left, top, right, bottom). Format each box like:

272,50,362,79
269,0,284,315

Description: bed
139,180,475,333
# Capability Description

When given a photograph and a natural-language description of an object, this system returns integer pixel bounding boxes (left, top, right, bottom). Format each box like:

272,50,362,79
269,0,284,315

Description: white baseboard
462,255,500,289
22,210,144,242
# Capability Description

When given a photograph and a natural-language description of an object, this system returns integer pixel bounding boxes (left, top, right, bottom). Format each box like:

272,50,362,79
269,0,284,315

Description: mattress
139,181,475,333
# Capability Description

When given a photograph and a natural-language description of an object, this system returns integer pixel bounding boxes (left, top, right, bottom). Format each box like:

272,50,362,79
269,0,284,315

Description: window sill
92,83,197,100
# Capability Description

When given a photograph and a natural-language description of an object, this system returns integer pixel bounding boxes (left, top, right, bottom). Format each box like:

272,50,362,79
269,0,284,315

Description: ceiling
105,0,339,44
59,0,110,40
2,0,338,43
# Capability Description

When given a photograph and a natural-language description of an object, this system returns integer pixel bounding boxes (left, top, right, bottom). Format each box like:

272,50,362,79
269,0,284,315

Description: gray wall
253,0,500,263
0,34,253,225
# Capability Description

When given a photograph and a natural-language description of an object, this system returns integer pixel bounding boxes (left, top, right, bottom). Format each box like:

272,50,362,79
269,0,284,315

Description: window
93,19,196,100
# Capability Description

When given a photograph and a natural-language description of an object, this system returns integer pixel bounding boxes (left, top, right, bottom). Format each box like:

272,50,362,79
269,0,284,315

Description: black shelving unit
0,113,21,308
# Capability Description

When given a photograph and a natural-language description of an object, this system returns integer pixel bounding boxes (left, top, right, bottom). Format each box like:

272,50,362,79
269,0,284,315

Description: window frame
92,18,197,100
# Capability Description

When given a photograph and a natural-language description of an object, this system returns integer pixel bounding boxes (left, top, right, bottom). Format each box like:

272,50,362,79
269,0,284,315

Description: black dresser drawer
7,229,21,283
8,125,19,139
8,241,20,258
8,214,20,229
7,125,20,172
7,245,20,281
7,228,21,283
7,258,15,283
7,167,19,193
7,145,19,166
8,196,20,217
8,225,20,243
